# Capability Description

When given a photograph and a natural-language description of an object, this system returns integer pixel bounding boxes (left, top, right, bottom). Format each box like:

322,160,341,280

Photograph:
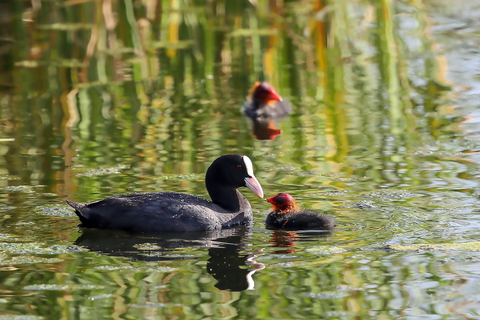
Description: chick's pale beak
245,176,264,198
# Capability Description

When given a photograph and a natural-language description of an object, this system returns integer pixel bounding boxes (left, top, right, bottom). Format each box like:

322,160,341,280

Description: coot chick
265,193,334,230
243,82,292,121
67,155,264,233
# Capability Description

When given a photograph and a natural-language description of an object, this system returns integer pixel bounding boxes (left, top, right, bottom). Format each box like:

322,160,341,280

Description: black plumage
265,210,334,230
265,193,334,230
66,155,264,232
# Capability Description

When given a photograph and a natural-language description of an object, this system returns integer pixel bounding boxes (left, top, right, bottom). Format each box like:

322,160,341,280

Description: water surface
1,0,480,318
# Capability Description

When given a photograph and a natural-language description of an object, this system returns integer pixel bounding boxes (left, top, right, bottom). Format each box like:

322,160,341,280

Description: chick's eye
237,165,242,169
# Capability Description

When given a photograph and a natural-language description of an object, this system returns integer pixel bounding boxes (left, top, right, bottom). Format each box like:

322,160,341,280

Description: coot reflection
75,226,264,291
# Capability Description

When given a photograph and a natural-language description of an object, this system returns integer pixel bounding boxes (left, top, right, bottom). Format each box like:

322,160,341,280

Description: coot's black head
266,193,298,213
248,82,283,106
206,155,263,198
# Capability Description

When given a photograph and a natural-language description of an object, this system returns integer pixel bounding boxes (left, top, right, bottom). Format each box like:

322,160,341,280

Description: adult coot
243,82,292,121
67,155,264,232
265,193,334,230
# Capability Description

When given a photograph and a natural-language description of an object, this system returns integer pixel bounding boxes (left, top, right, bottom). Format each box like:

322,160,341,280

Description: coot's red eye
237,165,242,169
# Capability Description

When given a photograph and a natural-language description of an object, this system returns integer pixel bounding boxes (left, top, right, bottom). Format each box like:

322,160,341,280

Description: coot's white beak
245,176,264,198
242,155,264,198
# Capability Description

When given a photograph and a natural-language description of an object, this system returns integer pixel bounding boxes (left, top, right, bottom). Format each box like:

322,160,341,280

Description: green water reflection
2,0,480,318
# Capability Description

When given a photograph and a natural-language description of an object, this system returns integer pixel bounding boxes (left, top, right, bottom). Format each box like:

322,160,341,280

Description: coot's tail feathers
66,200,91,226
66,199,81,209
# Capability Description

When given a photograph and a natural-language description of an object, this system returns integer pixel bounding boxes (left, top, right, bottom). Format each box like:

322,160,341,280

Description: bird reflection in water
251,119,282,140
243,82,292,141
269,230,299,254
269,229,334,254
75,226,264,291
206,234,264,291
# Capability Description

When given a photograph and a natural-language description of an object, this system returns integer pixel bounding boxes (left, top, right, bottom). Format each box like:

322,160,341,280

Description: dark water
2,0,480,318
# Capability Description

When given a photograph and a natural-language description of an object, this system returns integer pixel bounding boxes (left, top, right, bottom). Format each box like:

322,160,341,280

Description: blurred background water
2,0,480,318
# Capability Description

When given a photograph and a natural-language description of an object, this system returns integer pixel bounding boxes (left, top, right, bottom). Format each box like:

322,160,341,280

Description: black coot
265,193,334,230
66,155,264,232
243,82,292,121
